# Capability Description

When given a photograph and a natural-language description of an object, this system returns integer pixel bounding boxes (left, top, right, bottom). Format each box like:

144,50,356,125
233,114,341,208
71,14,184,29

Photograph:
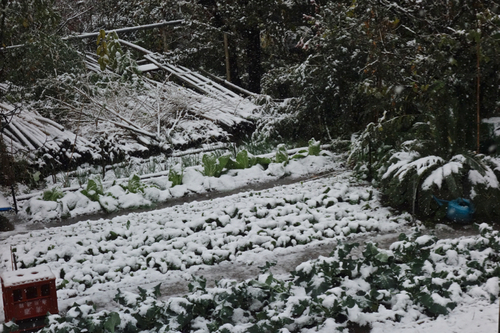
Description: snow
0,152,498,332
0,193,10,211
0,266,55,287
17,151,338,222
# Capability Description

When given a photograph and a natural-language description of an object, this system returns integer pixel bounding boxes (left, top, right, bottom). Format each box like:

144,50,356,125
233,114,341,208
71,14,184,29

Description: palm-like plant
350,111,500,220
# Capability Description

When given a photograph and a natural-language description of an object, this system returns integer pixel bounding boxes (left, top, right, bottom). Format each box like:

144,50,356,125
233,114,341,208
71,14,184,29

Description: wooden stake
224,33,231,82
10,184,17,214
162,27,168,53
10,245,17,271
476,34,481,154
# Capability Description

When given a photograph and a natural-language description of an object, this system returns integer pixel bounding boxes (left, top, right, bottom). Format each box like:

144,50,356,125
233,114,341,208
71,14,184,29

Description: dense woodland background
1,0,500,220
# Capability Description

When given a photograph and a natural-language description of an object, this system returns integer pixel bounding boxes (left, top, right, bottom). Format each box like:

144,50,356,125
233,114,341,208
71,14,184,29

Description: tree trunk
244,27,262,93
227,33,242,87
0,0,8,80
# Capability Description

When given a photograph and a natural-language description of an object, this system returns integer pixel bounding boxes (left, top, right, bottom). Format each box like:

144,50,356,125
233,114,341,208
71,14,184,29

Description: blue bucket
433,196,475,223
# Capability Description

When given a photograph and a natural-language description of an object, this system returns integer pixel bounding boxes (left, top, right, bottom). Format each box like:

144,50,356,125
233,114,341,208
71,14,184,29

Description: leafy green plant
227,150,256,170
81,177,104,202
42,187,64,202
168,164,183,186
255,156,272,168
125,174,144,193
274,144,289,165
202,153,230,177
308,138,321,156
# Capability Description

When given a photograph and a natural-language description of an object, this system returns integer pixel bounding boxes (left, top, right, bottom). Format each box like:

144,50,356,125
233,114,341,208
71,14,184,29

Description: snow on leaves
28,225,500,333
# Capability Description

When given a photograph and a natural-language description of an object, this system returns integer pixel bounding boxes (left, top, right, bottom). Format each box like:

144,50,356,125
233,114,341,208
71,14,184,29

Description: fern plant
381,151,500,218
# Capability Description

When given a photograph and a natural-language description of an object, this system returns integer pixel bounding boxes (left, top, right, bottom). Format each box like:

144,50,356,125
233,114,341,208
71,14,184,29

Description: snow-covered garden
1,148,499,332
2,1,500,332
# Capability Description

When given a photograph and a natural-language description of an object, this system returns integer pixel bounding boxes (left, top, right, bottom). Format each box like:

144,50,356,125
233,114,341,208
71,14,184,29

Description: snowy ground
0,152,499,332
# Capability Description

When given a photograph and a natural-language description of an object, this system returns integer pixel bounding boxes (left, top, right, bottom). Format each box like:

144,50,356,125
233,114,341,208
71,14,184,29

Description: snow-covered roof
0,193,11,211
1,266,55,288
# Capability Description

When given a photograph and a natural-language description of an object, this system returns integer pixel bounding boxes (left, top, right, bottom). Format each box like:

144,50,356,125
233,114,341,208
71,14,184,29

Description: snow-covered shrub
350,113,500,220
381,152,500,219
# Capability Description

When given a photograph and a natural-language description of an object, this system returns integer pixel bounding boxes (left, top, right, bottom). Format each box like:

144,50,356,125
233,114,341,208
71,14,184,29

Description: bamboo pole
1,20,185,50
199,69,257,98
73,87,157,139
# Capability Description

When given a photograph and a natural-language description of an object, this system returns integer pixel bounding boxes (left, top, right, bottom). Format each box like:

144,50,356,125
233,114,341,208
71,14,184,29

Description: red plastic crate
1,266,58,326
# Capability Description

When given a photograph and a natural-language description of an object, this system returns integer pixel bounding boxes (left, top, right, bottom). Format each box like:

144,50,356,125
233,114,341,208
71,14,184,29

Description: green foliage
96,30,139,79
126,174,144,194
350,112,500,219
274,144,289,165
227,149,268,170
202,153,230,177
256,0,500,145
81,177,104,202
103,312,121,333
227,150,251,169
42,187,64,202
41,226,500,332
168,164,183,186
96,30,111,71
0,0,60,47
2,35,85,92
308,138,321,156
255,156,272,168
96,30,125,72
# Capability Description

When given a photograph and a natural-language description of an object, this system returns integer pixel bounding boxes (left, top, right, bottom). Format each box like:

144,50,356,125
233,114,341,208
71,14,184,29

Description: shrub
350,113,500,220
